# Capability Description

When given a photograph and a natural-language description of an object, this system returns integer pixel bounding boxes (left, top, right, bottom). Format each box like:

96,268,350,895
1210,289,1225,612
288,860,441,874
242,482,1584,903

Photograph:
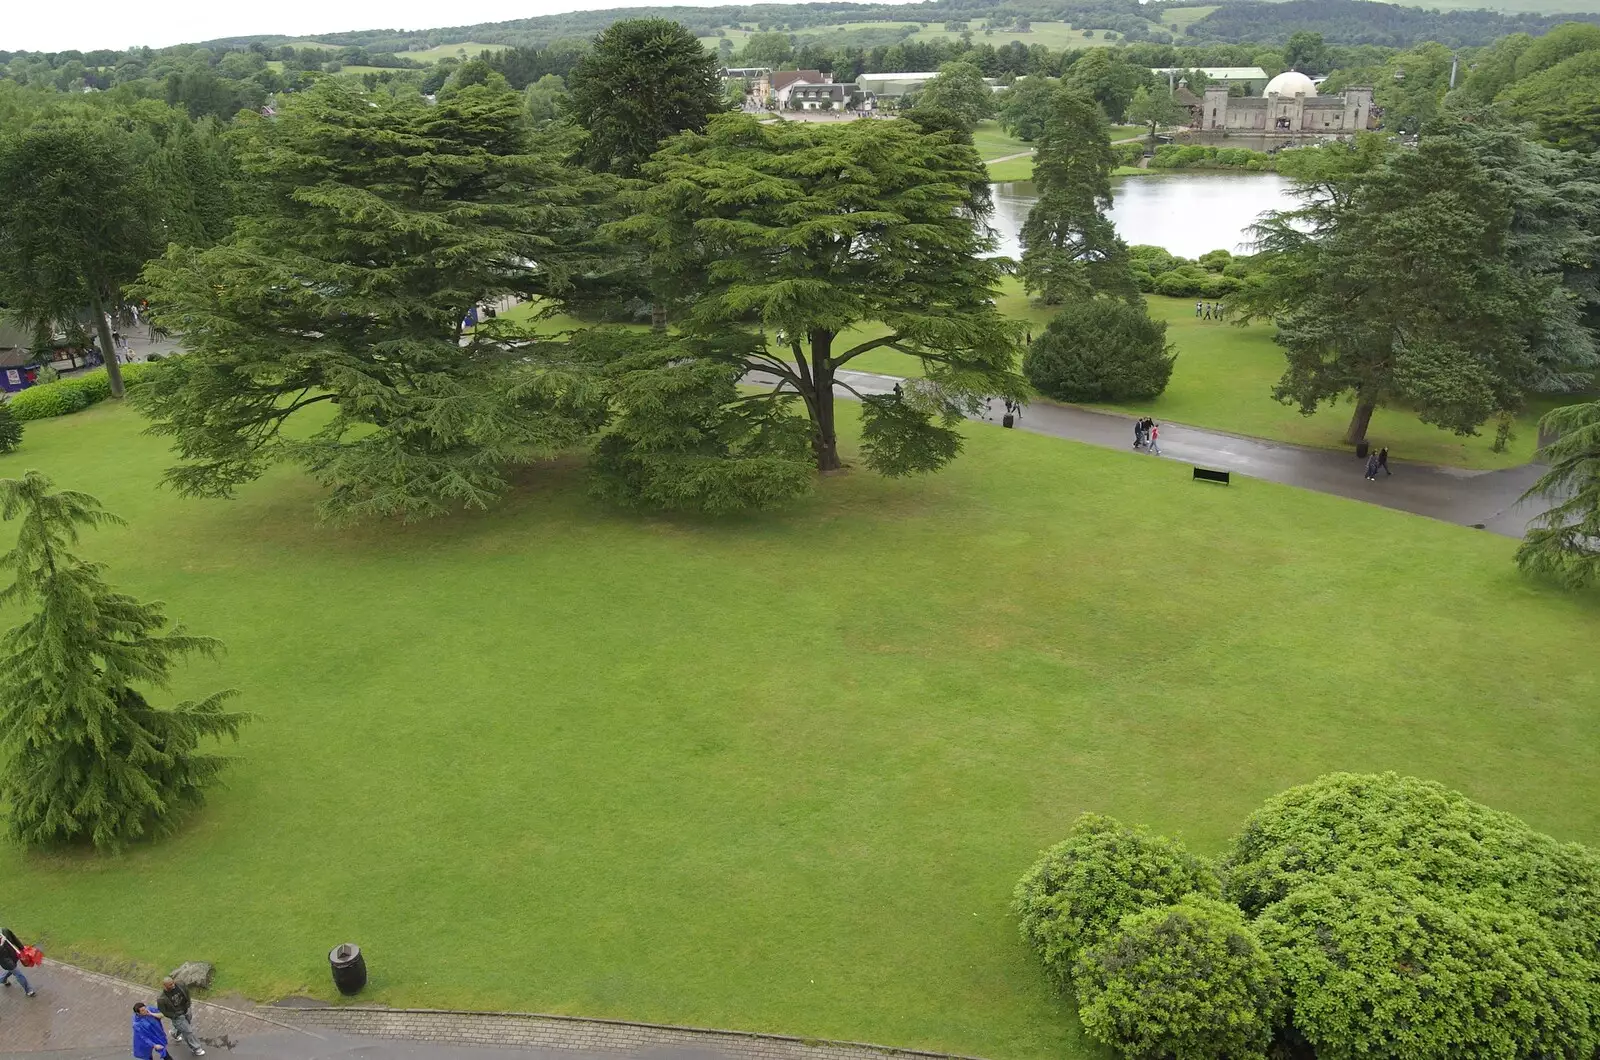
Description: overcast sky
6,0,922,52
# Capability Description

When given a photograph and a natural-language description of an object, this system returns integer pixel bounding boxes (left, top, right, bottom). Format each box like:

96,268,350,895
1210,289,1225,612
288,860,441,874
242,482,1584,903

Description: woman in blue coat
132,1003,170,1059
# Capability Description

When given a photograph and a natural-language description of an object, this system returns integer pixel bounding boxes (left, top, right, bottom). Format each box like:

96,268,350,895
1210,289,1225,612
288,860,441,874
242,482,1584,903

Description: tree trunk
651,303,667,331
810,331,841,472
88,290,125,399
1345,394,1377,446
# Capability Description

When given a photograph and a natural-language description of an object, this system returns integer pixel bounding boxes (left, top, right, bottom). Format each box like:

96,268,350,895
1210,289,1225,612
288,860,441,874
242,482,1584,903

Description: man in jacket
0,927,36,996
157,977,206,1056
132,1003,170,1059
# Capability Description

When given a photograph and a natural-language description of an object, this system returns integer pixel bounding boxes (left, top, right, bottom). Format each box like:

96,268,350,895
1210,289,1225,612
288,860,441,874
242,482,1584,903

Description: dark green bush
0,402,22,453
1255,874,1600,1060
1077,895,1280,1060
1012,812,1218,985
1197,249,1232,272
1129,244,1184,276
1024,300,1176,403
1112,141,1145,166
1152,144,1273,171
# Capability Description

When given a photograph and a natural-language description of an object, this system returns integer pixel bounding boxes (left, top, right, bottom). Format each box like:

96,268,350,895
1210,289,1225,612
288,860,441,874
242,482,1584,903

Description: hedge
5,363,160,422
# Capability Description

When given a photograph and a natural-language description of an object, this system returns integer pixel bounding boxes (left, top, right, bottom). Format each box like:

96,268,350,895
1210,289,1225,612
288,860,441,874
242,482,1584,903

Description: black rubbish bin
329,943,367,996
1355,441,1370,459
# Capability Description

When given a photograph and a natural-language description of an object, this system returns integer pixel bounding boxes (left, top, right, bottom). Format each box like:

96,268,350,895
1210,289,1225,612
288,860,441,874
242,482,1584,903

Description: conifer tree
0,472,248,850
1019,88,1137,305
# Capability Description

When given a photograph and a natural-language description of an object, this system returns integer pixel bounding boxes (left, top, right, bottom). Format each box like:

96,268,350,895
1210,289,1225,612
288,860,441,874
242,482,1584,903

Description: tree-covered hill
1191,0,1600,47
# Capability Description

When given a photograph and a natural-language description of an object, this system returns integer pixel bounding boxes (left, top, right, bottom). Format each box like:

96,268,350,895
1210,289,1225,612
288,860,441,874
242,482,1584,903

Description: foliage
0,404,21,454
916,61,995,130
1151,144,1273,171
612,113,1022,480
522,74,567,127
4,366,159,422
1012,813,1220,986
1060,48,1150,122
134,79,615,523
1236,121,1597,447
1283,30,1330,74
997,75,1057,142
0,472,248,850
1516,400,1600,588
585,331,815,513
1123,85,1187,142
1075,896,1279,1060
1019,88,1136,305
1255,874,1600,1060
1501,48,1600,152
565,18,725,176
1024,299,1176,402
0,116,155,399
1190,0,1599,49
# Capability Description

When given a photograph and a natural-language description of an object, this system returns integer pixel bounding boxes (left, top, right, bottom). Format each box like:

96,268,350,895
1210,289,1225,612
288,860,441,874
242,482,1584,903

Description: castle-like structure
1201,71,1373,137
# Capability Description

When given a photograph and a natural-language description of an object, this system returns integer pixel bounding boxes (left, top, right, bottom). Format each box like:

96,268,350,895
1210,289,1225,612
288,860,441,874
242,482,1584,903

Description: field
3,394,1598,1059
1159,6,1220,34
395,41,505,61
844,284,1555,468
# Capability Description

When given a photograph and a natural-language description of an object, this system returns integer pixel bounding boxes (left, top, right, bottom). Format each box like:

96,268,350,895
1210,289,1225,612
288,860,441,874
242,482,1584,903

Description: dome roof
1265,70,1317,96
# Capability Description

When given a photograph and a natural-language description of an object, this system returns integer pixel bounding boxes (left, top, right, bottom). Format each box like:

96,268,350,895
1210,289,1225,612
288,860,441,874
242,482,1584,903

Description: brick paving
278,1006,984,1060
0,958,310,1053
1,959,983,1060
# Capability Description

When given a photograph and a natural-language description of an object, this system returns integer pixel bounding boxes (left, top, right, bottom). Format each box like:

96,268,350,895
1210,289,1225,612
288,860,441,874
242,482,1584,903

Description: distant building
1201,72,1373,136
1150,66,1269,93
854,71,943,100
771,70,859,111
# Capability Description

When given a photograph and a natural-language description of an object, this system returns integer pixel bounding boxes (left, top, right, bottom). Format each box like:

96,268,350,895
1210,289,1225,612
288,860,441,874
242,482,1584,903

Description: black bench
1193,467,1230,485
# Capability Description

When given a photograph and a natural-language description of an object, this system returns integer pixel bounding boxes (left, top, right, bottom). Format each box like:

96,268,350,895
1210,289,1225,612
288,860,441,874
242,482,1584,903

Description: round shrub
1023,300,1176,403
0,401,22,453
7,380,91,421
1012,813,1219,985
1076,895,1280,1060
1221,772,1600,925
1255,874,1600,1060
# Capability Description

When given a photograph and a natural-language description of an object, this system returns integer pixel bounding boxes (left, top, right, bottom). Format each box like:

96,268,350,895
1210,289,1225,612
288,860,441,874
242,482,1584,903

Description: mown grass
3,400,1598,1059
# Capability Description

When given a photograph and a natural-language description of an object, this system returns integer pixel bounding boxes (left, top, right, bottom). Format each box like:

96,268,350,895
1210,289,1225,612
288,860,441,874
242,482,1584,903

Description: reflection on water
988,172,1297,260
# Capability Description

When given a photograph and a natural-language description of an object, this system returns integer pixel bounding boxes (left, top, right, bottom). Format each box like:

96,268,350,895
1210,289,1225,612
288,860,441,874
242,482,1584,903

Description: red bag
18,945,42,968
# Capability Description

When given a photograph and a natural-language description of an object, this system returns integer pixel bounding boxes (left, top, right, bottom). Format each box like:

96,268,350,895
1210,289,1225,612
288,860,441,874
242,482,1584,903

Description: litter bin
329,943,367,996
1355,441,1370,459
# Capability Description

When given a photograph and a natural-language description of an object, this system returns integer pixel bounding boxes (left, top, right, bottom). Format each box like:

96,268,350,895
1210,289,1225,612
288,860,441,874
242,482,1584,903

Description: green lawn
2,399,1597,1059
1160,6,1219,33
847,283,1561,468
395,41,504,62
987,156,1036,181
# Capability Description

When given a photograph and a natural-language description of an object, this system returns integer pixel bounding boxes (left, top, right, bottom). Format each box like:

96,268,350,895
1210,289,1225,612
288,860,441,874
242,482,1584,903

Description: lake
989,172,1297,260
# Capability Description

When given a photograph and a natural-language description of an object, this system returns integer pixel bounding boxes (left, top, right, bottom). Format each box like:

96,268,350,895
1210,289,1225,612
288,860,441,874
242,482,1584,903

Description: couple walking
132,977,207,1057
1133,416,1161,455
1364,447,1392,481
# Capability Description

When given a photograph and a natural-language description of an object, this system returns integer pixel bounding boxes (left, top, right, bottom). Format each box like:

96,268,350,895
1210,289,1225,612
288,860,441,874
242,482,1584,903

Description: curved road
830,369,1547,539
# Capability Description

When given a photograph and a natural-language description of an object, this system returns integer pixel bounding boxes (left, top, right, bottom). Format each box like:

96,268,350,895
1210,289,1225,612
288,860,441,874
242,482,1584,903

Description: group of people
1133,417,1161,455
1194,301,1226,321
0,922,206,1059
1364,446,1393,481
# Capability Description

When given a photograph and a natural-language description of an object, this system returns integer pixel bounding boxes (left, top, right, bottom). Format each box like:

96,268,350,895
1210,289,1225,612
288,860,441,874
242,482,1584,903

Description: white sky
4,0,924,53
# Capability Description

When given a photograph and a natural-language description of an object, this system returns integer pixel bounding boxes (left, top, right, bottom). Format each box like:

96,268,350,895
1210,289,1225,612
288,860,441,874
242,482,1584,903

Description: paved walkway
4,960,979,1060
831,369,1547,538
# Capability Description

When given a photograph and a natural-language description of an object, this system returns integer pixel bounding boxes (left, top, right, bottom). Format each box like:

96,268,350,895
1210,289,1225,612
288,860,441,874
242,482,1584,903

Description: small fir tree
0,472,248,850
0,402,22,454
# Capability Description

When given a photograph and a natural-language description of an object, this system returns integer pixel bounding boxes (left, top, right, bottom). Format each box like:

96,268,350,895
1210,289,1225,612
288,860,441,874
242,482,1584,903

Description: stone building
1201,71,1373,136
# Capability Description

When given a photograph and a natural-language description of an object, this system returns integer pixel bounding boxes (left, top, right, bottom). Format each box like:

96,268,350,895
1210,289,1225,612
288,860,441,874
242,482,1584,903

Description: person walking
0,927,36,996
133,1003,171,1059
1195,300,1203,317
1133,417,1145,450
1147,421,1162,455
1365,451,1381,481
157,977,206,1056
1377,446,1392,475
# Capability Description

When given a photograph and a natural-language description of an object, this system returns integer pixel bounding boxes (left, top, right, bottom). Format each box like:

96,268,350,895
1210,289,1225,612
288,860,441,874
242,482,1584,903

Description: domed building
1200,70,1373,137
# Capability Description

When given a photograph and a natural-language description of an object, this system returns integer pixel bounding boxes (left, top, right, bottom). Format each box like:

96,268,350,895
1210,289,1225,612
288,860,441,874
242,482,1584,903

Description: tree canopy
914,61,995,130
135,78,615,522
564,18,725,176
1236,123,1598,447
1024,299,1175,401
1516,399,1600,588
1019,87,1136,305
0,116,157,399
606,113,1022,502
0,472,248,850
